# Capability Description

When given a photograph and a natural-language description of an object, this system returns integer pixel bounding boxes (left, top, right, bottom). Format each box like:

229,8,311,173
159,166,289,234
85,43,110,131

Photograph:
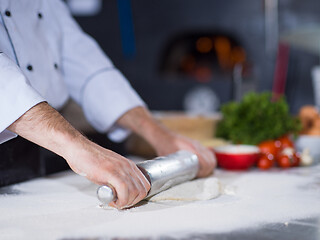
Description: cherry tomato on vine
291,153,301,167
277,154,300,168
258,140,278,157
277,155,291,168
276,135,294,149
257,155,273,170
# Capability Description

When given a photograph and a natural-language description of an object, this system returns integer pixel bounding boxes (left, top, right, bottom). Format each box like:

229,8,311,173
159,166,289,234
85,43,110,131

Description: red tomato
277,155,291,168
276,135,294,149
277,154,300,168
291,153,301,167
277,148,301,168
257,155,273,170
258,140,278,159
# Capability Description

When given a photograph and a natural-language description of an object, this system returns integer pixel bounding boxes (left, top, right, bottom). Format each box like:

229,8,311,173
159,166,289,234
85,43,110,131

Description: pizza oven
160,32,247,82
157,32,251,113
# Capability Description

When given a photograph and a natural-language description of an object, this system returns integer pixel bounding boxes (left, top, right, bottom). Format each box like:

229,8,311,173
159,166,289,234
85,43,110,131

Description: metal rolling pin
97,150,199,205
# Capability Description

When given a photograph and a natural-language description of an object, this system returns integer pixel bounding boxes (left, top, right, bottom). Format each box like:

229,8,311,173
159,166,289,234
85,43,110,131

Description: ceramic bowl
213,145,260,170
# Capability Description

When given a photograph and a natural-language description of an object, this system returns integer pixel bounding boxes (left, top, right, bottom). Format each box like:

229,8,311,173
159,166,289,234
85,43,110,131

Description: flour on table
1,167,320,240
148,177,221,202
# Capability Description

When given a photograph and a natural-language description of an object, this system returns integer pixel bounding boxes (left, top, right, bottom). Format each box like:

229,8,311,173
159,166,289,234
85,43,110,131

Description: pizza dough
148,177,221,202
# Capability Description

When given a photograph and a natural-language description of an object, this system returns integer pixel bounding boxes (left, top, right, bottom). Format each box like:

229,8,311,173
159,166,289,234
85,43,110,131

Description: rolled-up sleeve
0,53,45,143
54,0,145,140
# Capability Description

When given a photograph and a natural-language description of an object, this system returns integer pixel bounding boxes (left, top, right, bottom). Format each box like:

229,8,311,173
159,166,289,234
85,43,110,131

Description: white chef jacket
0,0,145,144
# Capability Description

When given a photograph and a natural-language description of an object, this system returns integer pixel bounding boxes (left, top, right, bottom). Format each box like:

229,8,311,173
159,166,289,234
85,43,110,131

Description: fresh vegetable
275,135,294,149
257,139,277,170
258,140,278,158
280,147,295,157
299,149,313,166
276,147,300,168
216,92,301,145
277,155,291,168
292,153,301,167
257,155,273,170
257,136,299,170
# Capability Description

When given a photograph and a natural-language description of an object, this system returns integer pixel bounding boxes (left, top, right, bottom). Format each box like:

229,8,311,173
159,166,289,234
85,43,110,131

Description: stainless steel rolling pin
97,150,199,205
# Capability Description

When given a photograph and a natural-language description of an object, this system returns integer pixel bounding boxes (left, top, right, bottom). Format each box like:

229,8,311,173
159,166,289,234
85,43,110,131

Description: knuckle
128,160,137,168
137,188,147,199
145,182,151,192
131,187,140,197
139,184,148,195
123,159,135,168
143,187,149,197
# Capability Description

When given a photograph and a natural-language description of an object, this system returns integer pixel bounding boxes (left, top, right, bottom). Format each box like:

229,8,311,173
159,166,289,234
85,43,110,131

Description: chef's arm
7,102,150,209
116,106,216,177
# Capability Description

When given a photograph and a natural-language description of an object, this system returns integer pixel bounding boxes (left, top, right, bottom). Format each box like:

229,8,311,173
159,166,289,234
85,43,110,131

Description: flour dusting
148,177,221,202
0,166,319,239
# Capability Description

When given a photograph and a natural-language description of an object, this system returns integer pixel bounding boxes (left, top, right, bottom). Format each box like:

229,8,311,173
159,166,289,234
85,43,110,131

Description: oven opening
160,32,249,83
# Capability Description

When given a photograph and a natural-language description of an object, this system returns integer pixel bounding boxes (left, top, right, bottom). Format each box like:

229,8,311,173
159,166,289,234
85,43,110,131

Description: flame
196,37,213,53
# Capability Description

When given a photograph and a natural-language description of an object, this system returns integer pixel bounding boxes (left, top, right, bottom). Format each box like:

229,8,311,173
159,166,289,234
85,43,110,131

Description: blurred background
2,0,320,186
68,0,320,113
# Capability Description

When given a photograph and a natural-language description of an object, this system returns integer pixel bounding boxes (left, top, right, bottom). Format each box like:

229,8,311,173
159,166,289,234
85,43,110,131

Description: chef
0,0,216,209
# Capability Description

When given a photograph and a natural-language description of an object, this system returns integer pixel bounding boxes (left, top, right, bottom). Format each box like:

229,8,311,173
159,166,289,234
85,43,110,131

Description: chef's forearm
116,106,173,149
117,106,216,177
7,102,86,159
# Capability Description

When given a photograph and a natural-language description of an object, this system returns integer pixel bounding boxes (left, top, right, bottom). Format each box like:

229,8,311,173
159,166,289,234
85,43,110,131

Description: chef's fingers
202,154,216,176
194,142,216,178
129,164,150,206
198,152,215,177
124,163,150,207
112,163,149,209
202,146,216,170
123,180,145,209
65,140,149,209
110,176,130,208
97,165,136,208
135,163,151,193
115,177,141,209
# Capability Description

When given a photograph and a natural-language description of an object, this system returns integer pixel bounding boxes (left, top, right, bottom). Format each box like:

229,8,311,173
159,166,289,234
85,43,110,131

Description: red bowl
213,145,260,170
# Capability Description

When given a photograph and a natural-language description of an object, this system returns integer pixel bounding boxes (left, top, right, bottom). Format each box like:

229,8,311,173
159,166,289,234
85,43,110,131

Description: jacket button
5,10,11,17
27,65,33,71
54,63,59,69
38,12,43,19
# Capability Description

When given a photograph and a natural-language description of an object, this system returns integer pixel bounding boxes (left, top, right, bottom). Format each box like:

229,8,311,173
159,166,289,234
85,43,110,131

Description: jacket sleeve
53,0,146,141
0,53,45,144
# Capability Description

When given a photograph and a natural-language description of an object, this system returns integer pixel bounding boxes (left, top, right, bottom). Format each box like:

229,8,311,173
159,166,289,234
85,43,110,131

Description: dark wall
73,0,320,113
74,0,267,110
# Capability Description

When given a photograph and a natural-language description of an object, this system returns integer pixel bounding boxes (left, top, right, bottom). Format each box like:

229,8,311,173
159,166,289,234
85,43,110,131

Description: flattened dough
148,177,221,202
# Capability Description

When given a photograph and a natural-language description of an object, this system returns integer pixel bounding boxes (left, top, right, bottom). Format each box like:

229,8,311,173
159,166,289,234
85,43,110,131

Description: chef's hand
153,133,216,178
8,102,150,209
116,107,217,178
65,140,150,209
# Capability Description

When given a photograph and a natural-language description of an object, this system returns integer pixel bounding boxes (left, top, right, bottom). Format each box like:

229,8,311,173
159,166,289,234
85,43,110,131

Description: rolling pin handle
97,185,116,205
